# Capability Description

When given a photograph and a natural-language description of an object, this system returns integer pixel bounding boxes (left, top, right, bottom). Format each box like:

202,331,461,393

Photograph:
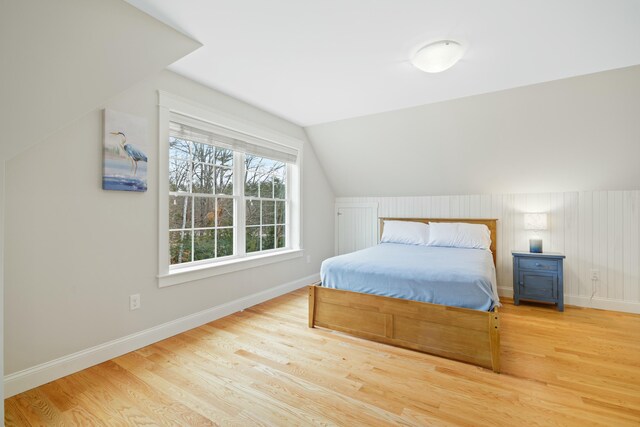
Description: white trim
289,155,303,253
4,273,318,398
158,103,171,277
234,150,244,256
159,249,303,288
498,286,640,314
158,91,304,151
169,112,298,163
497,286,513,298
564,295,640,314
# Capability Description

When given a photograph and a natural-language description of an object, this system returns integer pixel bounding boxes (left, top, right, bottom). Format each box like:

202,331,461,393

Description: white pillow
381,220,429,245
427,222,491,250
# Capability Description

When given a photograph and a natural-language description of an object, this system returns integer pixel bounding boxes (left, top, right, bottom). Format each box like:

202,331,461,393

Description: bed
308,218,501,372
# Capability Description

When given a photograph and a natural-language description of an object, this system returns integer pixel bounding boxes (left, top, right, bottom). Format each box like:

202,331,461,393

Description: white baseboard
4,273,319,398
564,295,640,314
498,286,513,298
498,286,640,314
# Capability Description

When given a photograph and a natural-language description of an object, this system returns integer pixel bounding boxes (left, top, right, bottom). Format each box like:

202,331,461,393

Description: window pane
246,200,260,226
169,195,192,229
245,154,260,171
192,163,214,194
217,198,234,227
169,138,191,161
266,159,286,182
217,228,233,257
192,141,215,164
193,197,216,228
194,229,215,261
215,147,233,166
169,159,190,192
256,157,281,175
262,200,275,225
170,230,192,264
244,169,259,197
246,226,260,253
275,201,286,225
215,166,233,195
274,174,286,199
259,175,273,199
276,225,286,248
261,226,275,250
245,155,260,197
273,161,286,175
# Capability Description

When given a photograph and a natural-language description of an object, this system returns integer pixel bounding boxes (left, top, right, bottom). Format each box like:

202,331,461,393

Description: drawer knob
535,262,542,267
519,281,523,285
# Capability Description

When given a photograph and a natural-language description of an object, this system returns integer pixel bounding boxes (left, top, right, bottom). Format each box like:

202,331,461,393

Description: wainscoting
336,190,640,313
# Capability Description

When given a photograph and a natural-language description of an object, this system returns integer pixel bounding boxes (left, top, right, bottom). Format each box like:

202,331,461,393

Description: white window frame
158,91,303,288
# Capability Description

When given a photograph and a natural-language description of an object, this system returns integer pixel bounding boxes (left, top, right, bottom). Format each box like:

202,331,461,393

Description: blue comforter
321,243,499,311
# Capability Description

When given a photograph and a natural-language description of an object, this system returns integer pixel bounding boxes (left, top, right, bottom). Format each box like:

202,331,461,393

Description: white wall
0,0,200,161
338,191,640,313
4,71,334,383
1,1,201,406
307,65,640,197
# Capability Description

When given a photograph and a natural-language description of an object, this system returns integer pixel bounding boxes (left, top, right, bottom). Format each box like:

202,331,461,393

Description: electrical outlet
130,294,141,311
306,255,311,264
590,269,600,281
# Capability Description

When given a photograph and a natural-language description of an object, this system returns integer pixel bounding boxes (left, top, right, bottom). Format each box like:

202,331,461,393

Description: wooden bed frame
308,218,500,373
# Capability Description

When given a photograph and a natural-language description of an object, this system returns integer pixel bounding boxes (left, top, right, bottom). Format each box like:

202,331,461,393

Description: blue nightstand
512,251,566,311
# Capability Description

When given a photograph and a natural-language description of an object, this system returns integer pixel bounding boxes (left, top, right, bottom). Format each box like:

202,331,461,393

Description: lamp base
529,238,543,253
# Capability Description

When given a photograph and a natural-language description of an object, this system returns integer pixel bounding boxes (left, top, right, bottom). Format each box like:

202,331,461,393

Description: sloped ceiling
126,0,640,126
0,0,201,161
306,66,640,197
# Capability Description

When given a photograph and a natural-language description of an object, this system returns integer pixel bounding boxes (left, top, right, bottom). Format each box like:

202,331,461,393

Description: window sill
158,249,304,288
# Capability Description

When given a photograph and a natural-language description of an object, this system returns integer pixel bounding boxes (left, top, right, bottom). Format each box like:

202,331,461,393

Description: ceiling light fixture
411,40,465,73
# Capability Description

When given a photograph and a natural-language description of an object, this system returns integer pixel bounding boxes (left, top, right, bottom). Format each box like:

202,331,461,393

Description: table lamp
524,213,547,253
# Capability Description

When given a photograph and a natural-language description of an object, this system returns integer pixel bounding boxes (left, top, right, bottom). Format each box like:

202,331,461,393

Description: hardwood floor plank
114,352,260,426
71,368,161,426
144,340,330,426
59,404,109,427
5,289,640,426
11,389,65,426
39,377,80,413
94,360,216,426
4,398,32,427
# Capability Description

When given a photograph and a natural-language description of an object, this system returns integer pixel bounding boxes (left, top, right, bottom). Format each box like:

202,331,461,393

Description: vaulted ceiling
127,0,640,126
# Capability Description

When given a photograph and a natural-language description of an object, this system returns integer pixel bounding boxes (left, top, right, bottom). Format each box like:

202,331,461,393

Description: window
168,138,235,265
158,92,302,287
245,155,287,253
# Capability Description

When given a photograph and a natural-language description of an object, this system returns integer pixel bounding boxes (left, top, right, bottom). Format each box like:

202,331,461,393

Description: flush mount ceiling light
411,40,465,73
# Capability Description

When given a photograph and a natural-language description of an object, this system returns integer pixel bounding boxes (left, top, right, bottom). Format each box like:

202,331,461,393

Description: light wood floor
5,289,640,426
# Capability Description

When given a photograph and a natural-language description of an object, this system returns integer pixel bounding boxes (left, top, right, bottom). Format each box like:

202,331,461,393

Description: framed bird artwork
103,109,149,192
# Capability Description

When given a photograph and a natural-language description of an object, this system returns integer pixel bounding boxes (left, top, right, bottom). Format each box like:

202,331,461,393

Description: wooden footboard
308,285,500,372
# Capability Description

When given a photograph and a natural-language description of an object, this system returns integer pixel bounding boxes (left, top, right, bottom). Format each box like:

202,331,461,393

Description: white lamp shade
411,40,465,73
524,213,548,231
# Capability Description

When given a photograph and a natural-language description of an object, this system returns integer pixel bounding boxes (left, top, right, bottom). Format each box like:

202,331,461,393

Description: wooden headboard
379,218,498,265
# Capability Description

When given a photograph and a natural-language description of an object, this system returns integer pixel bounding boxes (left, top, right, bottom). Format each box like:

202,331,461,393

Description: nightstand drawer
518,258,558,272
518,271,557,299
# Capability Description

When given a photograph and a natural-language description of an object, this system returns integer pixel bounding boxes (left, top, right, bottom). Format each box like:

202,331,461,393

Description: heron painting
103,109,148,192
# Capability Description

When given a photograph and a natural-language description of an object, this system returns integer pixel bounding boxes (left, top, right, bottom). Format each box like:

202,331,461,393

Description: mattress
320,243,499,311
